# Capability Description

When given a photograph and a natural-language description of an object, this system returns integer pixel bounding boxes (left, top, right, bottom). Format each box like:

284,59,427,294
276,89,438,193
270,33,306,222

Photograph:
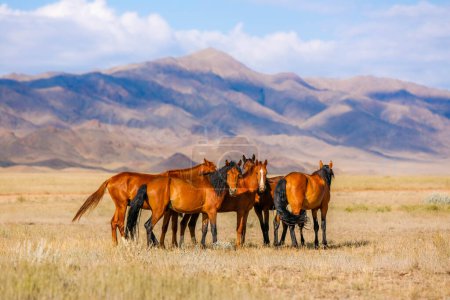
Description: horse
273,160,334,249
242,154,285,246
253,175,283,245
158,160,242,248
71,159,217,245
174,155,256,247
218,159,267,247
178,159,268,247
126,161,241,247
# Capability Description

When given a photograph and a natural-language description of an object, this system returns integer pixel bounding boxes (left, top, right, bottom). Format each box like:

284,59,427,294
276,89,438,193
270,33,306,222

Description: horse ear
319,160,323,169
242,155,247,162
329,161,333,169
255,160,259,166
225,160,229,166
252,154,256,162
264,159,268,166
237,160,242,167
204,158,207,164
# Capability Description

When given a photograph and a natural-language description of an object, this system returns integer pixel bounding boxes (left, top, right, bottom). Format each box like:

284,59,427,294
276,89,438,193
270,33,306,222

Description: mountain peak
173,48,255,79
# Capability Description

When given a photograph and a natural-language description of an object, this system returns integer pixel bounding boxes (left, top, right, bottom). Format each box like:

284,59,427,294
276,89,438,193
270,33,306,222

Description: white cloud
0,0,450,89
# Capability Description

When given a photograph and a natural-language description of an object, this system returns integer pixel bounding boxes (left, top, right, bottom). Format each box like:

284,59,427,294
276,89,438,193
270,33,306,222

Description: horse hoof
315,244,319,250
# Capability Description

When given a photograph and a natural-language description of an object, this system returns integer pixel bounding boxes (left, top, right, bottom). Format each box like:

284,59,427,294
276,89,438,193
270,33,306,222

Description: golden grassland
0,171,449,299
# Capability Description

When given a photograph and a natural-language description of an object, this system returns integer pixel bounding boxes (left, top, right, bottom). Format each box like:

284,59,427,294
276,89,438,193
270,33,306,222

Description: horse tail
274,178,307,225
125,184,147,239
72,179,110,222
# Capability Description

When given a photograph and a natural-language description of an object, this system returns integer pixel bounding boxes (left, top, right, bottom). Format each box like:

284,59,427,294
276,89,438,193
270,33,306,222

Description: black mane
313,165,334,186
208,161,240,196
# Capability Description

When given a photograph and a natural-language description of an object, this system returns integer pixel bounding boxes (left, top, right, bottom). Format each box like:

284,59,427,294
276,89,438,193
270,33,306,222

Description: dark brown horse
71,159,216,245
126,161,241,247
273,160,334,249
254,175,283,245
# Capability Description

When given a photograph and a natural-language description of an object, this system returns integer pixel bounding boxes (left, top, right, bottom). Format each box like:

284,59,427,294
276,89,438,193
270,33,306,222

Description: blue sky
1,0,450,89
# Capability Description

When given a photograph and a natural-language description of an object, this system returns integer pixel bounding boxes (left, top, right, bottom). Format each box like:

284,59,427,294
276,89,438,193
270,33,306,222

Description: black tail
274,178,307,225
125,184,147,239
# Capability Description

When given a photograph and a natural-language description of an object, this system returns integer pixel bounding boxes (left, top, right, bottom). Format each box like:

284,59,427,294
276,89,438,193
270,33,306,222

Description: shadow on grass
327,240,370,249
274,240,370,250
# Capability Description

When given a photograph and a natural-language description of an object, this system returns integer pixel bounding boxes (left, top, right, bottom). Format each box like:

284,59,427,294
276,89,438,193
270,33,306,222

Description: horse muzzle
229,188,237,196
258,185,266,193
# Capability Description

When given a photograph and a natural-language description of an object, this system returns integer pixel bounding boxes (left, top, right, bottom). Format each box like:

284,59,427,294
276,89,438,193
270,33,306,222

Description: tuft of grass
400,204,448,212
345,204,369,212
375,205,392,213
16,195,26,203
424,193,450,205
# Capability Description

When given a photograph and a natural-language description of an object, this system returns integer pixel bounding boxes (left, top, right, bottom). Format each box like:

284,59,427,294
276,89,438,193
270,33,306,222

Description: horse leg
171,211,178,248
312,209,320,249
321,204,329,249
179,214,190,247
144,209,165,247
254,206,266,245
111,209,119,246
299,221,305,247
289,224,298,247
241,210,250,245
236,211,245,247
200,213,209,248
116,204,128,244
263,209,270,245
208,212,218,245
273,214,281,246
159,210,171,249
280,222,288,245
188,213,200,244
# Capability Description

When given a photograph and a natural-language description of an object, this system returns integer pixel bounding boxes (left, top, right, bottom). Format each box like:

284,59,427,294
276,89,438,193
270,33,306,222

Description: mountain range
1,48,449,174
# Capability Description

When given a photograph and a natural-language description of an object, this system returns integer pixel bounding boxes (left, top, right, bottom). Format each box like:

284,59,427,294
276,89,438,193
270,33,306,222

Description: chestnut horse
273,160,334,249
158,160,242,248
242,154,285,246
71,159,216,245
219,159,267,247
126,161,241,247
175,158,268,248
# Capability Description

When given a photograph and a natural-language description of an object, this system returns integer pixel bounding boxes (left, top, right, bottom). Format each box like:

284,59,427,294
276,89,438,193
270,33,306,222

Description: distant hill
150,153,197,173
1,48,449,174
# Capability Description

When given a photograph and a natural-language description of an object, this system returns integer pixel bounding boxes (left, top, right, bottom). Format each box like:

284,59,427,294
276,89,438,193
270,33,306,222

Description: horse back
285,172,328,210
108,172,159,201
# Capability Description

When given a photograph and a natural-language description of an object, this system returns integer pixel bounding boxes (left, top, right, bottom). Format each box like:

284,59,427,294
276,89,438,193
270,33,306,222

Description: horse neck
312,169,331,187
239,167,258,193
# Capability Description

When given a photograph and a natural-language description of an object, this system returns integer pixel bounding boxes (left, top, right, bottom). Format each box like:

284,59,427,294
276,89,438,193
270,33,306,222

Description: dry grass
0,171,449,299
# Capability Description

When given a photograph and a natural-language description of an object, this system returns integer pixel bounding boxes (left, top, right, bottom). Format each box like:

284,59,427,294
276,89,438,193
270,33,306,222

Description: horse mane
208,161,240,196
312,166,334,186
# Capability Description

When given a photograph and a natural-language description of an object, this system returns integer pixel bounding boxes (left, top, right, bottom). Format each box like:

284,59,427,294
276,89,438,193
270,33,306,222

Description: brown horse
254,175,283,245
220,159,267,247
158,160,242,248
273,160,334,249
175,158,268,248
242,154,285,246
71,159,216,245
126,161,241,247
173,155,257,246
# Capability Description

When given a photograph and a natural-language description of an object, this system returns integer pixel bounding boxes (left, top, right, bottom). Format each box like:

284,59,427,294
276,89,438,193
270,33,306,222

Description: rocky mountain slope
1,48,449,174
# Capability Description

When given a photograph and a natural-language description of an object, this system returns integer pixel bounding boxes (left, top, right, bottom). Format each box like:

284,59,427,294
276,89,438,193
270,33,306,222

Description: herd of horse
72,155,334,249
